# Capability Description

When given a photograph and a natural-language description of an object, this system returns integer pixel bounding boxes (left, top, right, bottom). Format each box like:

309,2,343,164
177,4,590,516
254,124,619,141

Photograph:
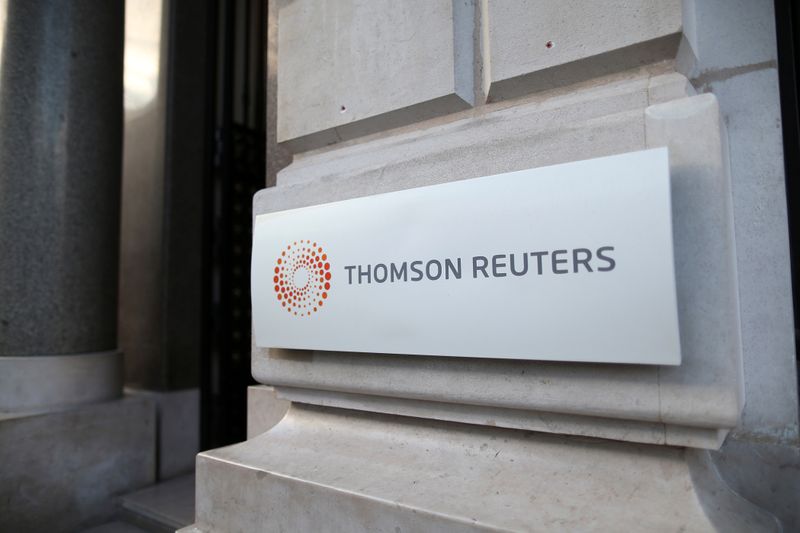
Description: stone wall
190,1,799,530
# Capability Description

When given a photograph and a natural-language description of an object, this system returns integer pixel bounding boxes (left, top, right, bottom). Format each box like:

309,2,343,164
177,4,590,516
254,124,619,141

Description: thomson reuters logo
274,240,331,316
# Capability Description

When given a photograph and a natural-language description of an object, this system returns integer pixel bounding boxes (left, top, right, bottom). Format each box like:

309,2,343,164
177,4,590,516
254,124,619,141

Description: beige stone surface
202,2,800,530
253,74,743,450
277,0,472,151
246,385,290,438
189,405,778,532
645,94,743,431
676,3,799,527
483,0,682,100
225,2,798,530
274,68,683,189
276,386,724,449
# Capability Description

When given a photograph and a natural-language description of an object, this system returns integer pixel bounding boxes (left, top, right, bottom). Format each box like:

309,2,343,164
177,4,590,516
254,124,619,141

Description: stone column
0,4,157,531
0,0,124,409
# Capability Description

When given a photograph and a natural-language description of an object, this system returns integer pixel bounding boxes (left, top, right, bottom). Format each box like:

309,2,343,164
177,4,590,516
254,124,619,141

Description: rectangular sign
252,148,681,365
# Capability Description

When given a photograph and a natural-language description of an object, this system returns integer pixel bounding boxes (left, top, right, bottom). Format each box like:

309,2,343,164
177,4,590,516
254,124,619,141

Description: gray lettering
390,262,407,282
529,251,548,274
445,258,462,279
509,253,528,276
344,265,356,285
358,264,371,284
492,254,507,277
551,250,568,274
374,263,388,283
573,248,593,273
426,260,442,280
410,261,424,281
597,246,616,272
472,256,489,278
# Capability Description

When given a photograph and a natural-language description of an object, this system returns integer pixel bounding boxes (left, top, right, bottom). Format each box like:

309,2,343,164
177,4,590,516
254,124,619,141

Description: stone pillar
0,3,156,531
0,0,123,408
187,1,798,531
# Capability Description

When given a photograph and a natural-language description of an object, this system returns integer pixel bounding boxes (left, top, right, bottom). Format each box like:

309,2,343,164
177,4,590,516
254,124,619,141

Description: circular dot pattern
274,240,330,316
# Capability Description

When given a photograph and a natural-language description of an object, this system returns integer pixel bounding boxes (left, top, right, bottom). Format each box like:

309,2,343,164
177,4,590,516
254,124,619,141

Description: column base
0,395,156,532
188,404,779,532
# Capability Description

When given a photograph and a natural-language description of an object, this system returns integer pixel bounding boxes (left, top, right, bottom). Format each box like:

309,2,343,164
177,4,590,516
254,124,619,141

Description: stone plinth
0,396,156,533
184,72,779,531
190,405,777,532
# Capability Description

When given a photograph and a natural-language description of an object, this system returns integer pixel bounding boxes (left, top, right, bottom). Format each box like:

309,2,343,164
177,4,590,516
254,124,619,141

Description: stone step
81,521,151,533
117,474,196,533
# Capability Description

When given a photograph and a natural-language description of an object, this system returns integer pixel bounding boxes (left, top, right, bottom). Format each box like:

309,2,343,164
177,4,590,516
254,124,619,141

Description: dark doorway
202,0,267,449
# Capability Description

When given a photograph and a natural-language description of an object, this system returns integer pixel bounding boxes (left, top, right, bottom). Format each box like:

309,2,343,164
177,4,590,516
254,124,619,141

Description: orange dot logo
274,240,330,317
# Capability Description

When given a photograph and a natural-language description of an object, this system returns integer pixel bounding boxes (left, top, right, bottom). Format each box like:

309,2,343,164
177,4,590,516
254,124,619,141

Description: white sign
252,148,681,365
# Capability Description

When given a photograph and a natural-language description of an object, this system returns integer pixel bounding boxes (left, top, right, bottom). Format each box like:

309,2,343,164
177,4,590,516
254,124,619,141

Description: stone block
483,0,682,100
277,0,473,151
0,395,156,533
188,405,778,532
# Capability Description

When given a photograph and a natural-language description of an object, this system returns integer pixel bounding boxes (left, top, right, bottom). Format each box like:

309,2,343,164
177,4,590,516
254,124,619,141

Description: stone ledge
276,387,726,449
